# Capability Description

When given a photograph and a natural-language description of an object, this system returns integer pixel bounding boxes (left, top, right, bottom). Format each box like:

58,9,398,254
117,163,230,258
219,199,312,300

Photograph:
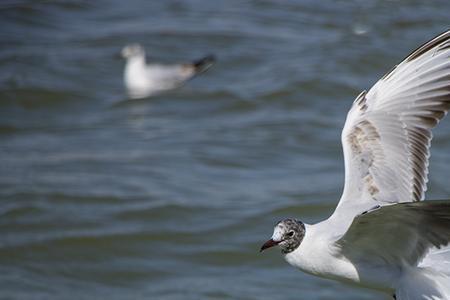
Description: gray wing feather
336,200,450,266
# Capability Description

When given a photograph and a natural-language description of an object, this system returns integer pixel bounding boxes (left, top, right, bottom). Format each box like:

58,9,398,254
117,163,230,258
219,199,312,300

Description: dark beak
260,238,280,252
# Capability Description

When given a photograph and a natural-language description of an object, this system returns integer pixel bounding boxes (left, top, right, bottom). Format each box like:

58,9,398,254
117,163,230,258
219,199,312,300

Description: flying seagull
121,44,215,99
261,30,450,300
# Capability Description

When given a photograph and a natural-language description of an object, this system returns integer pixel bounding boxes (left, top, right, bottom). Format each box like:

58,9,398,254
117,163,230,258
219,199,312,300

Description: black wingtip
193,54,216,73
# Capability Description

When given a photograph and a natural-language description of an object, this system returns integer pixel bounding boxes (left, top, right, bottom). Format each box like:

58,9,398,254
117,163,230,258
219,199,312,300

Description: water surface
1,1,450,299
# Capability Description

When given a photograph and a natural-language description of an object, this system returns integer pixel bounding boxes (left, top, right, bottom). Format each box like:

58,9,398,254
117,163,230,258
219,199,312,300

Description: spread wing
335,200,450,267
329,30,450,228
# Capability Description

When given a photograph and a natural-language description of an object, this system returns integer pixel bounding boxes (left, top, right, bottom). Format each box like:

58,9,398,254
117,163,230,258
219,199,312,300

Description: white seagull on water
261,30,450,300
121,44,215,99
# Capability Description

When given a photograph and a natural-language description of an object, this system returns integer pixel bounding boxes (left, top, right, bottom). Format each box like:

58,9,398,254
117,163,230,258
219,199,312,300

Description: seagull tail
192,54,216,74
395,266,450,300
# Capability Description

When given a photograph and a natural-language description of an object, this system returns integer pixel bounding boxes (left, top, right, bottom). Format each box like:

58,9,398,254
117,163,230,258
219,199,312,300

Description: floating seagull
121,44,215,98
261,30,450,300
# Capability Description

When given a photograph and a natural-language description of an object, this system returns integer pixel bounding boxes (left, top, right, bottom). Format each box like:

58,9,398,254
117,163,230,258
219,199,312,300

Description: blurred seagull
261,30,450,300
121,44,215,98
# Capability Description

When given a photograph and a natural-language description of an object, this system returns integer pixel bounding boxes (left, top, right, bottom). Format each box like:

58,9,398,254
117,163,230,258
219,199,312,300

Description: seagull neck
284,222,361,283
127,55,146,69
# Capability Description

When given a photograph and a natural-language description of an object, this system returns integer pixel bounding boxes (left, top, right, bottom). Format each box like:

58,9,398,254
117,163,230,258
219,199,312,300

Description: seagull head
121,44,145,59
260,218,305,254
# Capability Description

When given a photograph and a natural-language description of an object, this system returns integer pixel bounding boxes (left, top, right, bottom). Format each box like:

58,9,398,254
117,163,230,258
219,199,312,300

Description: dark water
1,1,450,299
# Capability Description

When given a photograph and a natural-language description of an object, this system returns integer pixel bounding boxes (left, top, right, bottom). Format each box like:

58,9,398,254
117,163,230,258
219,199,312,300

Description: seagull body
121,44,215,98
261,30,450,300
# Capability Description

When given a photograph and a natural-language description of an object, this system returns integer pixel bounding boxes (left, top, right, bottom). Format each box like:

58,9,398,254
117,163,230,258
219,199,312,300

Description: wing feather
336,200,450,267
330,30,450,228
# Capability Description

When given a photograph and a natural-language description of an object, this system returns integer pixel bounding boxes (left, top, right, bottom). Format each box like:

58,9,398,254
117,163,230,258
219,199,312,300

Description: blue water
1,1,449,299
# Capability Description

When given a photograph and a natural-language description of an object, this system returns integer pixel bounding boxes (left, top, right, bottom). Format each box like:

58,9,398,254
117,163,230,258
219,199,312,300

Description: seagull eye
287,231,295,237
